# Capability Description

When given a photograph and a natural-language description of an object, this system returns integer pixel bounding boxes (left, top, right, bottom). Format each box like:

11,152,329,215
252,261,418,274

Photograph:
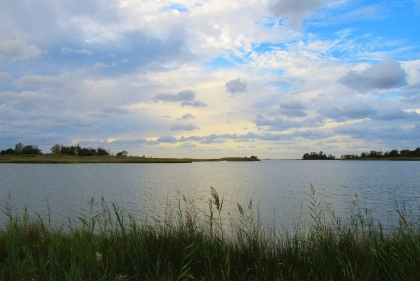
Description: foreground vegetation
1,187,419,280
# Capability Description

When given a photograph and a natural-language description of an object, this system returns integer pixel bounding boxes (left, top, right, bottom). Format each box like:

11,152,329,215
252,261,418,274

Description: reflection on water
1,160,419,229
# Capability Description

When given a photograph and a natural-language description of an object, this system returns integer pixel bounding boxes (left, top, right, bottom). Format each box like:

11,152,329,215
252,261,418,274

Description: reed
0,187,419,280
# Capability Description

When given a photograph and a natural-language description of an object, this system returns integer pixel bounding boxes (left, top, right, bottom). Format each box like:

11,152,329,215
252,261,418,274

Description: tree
0,148,15,155
51,144,61,154
21,145,42,155
116,150,128,157
78,148,94,156
97,147,109,156
14,142,23,155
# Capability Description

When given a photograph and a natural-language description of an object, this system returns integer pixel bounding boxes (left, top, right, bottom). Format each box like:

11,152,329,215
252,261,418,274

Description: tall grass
1,186,419,280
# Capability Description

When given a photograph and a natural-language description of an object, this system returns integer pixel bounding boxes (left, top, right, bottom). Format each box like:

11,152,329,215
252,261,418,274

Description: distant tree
14,142,23,155
21,145,42,155
60,146,77,155
400,149,412,157
51,144,61,154
78,148,94,156
97,147,109,156
1,148,15,155
116,150,128,157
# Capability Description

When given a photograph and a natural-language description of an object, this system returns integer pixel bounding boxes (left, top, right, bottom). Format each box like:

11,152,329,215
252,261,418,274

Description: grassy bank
1,187,419,280
0,155,193,164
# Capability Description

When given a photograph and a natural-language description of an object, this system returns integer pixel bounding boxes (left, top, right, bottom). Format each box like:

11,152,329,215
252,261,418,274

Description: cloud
253,114,301,131
154,90,207,107
341,104,377,119
157,136,177,143
154,90,195,102
13,72,71,89
269,0,330,29
61,47,93,55
181,101,208,108
225,78,247,94
170,124,199,131
372,108,416,121
279,100,307,117
177,113,195,120
400,83,420,104
94,62,111,69
0,40,44,60
0,72,12,80
337,59,407,92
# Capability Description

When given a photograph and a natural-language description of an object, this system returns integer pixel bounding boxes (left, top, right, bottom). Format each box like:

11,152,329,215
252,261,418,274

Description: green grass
0,155,193,163
1,187,419,280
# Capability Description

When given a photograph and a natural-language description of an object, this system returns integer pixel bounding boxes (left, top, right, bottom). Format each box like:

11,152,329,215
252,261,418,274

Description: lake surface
1,160,419,230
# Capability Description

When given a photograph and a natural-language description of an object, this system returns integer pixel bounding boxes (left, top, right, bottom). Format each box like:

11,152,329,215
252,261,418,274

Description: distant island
302,148,420,160
0,142,261,163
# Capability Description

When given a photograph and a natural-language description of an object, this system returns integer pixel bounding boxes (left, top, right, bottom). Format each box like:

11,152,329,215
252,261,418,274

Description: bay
1,160,419,230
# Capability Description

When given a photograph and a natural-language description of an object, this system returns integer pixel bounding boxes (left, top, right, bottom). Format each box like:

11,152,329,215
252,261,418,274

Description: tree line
1,142,129,157
302,151,336,160
303,148,420,160
340,148,420,159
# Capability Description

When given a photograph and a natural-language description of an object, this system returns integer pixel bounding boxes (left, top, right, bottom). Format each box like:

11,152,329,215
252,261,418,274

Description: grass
0,155,193,164
1,186,419,280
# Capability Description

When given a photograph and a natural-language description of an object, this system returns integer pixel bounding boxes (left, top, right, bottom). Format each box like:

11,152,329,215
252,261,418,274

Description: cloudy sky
1,0,419,158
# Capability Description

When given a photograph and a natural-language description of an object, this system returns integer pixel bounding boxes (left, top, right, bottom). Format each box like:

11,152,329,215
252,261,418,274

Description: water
1,160,420,230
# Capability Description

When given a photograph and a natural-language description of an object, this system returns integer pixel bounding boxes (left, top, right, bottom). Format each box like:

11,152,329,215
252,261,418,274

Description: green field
1,187,419,280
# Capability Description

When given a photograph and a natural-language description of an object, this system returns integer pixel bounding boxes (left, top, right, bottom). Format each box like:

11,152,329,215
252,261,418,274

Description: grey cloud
333,123,420,145
181,101,208,108
279,100,307,117
341,104,377,119
226,78,247,94
177,113,195,120
157,136,177,143
338,59,407,92
269,0,330,29
317,106,345,121
154,90,195,102
400,83,420,104
170,124,199,131
179,143,196,148
0,72,12,80
372,108,417,121
254,114,301,131
13,72,71,89
0,40,44,60
91,107,130,118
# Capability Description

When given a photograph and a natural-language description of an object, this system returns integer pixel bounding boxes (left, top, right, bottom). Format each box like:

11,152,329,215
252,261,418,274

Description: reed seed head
248,199,252,210
96,252,102,262
186,211,193,229
210,186,220,210
183,195,187,203
237,203,244,216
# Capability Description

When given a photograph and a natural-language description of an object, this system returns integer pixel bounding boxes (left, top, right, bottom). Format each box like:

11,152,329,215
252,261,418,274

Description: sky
0,0,419,159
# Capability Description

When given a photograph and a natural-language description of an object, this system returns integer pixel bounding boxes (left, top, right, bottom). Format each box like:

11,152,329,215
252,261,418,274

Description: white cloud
94,62,110,68
0,40,44,60
61,47,93,55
